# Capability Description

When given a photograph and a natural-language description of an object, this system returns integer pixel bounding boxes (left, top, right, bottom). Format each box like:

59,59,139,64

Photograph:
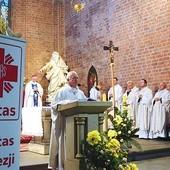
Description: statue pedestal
57,101,112,170
28,107,51,155
28,142,50,155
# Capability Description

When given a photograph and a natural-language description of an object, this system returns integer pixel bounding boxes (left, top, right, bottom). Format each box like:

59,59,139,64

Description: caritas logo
0,48,18,98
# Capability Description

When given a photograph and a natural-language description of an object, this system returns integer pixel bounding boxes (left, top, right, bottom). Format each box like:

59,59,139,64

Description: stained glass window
0,0,10,25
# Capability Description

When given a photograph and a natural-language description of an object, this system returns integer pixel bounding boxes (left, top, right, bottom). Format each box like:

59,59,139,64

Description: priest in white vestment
149,82,170,139
48,71,88,170
136,79,153,139
89,81,103,101
123,81,139,125
22,75,44,136
24,74,43,107
108,77,123,110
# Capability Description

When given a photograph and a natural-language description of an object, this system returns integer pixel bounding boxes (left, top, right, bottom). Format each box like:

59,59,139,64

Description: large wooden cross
103,41,119,130
103,40,118,110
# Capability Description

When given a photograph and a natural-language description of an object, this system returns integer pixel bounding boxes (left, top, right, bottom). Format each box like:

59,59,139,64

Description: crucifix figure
103,41,118,130
104,40,118,107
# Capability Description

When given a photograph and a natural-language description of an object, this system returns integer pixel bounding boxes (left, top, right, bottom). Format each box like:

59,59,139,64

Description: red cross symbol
0,48,18,98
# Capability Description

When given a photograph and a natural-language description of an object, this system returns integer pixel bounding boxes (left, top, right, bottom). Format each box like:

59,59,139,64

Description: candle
102,93,107,101
123,95,127,104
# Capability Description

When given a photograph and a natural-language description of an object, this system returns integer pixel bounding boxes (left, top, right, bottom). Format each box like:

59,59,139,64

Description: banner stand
0,34,26,170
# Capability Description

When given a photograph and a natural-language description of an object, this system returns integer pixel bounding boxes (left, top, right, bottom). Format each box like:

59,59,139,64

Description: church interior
10,0,170,97
1,0,170,170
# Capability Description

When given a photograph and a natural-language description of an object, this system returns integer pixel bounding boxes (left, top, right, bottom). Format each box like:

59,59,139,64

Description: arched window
87,65,98,97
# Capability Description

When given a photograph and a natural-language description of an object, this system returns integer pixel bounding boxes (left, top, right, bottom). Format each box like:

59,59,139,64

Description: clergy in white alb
136,79,153,139
149,82,170,139
24,74,43,107
123,81,139,125
48,71,87,170
89,82,103,101
108,77,123,110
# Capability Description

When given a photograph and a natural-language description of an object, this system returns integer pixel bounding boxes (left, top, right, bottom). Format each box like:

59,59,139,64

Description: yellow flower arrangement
82,130,139,170
106,107,142,150
108,129,117,139
87,130,101,145
114,115,123,125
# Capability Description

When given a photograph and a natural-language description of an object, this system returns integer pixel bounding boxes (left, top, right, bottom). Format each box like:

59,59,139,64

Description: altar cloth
21,107,43,136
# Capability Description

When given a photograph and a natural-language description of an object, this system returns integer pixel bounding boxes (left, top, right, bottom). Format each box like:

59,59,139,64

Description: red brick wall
11,0,65,99
11,0,170,99
65,0,170,96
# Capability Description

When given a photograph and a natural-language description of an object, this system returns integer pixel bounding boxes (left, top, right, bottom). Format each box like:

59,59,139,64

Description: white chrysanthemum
118,164,123,169
123,157,127,162
120,139,124,142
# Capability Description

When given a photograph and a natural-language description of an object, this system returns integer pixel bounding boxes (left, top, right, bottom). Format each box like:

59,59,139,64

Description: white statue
40,51,68,102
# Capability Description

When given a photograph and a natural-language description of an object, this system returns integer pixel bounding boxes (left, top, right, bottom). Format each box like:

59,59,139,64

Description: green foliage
106,107,142,151
23,77,29,87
